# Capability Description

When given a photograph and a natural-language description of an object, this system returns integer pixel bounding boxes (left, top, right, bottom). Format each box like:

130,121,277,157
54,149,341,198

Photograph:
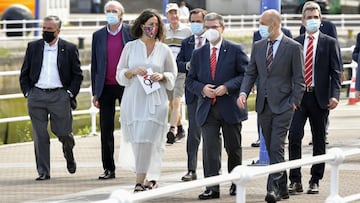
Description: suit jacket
19,38,83,97
176,35,197,104
91,24,133,98
295,32,342,109
185,39,249,126
352,32,360,62
241,35,305,114
253,27,293,42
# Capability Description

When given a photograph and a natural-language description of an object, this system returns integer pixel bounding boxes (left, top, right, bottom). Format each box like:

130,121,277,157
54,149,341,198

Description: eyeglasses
204,25,221,29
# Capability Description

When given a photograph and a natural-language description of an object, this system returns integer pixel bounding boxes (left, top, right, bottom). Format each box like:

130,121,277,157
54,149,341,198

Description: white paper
137,68,161,94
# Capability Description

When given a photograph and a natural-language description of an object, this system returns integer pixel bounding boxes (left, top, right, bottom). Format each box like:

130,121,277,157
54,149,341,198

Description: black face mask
42,31,56,43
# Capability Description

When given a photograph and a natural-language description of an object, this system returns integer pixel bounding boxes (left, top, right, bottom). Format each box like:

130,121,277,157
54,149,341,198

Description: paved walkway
0,100,359,203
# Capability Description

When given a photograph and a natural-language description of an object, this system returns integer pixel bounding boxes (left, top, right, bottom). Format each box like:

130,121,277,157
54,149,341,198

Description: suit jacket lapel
57,39,65,70
216,40,227,78
271,37,287,71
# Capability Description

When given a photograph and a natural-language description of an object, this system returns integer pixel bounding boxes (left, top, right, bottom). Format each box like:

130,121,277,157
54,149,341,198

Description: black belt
35,87,63,92
305,86,315,92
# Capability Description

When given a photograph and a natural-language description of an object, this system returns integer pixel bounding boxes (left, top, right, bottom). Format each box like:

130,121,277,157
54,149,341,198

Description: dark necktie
266,40,276,72
197,36,203,48
305,36,314,87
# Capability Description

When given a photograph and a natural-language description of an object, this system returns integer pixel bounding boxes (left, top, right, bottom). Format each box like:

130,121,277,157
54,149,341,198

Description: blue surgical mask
305,19,321,32
259,24,270,39
190,23,203,35
106,13,119,26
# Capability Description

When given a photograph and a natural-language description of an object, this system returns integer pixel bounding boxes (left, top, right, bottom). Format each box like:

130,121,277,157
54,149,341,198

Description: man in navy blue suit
177,8,210,182
186,12,249,200
91,1,133,180
288,1,341,196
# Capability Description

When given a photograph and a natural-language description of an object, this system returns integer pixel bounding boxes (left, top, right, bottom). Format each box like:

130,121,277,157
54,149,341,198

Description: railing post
325,148,345,203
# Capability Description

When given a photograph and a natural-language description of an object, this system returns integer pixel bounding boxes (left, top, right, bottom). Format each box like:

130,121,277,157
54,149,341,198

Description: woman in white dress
116,9,177,192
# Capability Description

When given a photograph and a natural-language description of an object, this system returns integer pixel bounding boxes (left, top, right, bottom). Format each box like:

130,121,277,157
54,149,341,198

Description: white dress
116,39,177,179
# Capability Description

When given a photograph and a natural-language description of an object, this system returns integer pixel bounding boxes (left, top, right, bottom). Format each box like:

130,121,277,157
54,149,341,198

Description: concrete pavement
0,100,359,203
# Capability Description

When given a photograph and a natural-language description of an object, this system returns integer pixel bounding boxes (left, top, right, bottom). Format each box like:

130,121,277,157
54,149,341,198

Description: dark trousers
28,87,74,176
99,84,124,171
259,100,293,193
289,92,328,184
201,104,242,192
186,97,202,172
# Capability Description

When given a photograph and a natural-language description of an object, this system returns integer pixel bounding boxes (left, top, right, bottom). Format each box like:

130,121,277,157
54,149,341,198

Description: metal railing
99,148,360,203
1,14,360,41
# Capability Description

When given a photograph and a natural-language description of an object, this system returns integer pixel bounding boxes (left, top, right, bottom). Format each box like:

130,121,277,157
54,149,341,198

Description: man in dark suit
186,12,249,200
91,1,133,180
237,9,305,203
288,1,342,195
19,15,83,181
251,27,293,148
176,8,210,182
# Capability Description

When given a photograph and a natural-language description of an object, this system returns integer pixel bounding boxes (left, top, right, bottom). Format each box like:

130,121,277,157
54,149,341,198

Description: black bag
70,98,77,110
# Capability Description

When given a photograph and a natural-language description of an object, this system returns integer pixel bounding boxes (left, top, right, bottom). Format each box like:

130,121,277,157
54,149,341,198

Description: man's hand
202,84,216,98
328,97,339,110
214,85,228,96
237,94,247,109
92,96,100,108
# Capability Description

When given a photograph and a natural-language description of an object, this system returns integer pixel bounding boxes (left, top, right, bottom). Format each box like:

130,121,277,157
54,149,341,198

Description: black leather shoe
251,139,260,147
67,160,76,174
307,182,319,194
166,131,175,144
99,169,115,179
198,190,220,200
265,191,279,203
229,183,236,196
36,174,50,181
288,182,303,195
181,171,197,181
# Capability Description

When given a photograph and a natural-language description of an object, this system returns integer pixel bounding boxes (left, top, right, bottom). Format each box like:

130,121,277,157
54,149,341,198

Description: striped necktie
305,36,314,87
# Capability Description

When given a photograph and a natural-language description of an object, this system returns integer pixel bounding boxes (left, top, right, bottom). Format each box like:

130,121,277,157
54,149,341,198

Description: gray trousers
28,87,74,176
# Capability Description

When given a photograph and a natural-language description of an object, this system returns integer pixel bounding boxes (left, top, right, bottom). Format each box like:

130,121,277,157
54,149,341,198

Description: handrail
100,148,360,203
2,14,360,41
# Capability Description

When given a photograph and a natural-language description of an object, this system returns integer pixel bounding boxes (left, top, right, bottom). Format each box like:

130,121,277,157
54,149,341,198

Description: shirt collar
305,30,320,40
210,37,223,50
44,38,59,51
107,24,123,35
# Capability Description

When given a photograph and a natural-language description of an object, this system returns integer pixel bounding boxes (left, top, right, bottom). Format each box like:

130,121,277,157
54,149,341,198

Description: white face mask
204,28,220,43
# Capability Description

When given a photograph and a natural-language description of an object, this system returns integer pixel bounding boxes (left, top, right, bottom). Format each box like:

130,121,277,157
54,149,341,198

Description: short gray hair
104,0,125,13
302,1,322,18
204,12,224,26
43,15,62,29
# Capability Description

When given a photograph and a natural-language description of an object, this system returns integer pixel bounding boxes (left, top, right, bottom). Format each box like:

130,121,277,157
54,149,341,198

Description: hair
188,8,207,21
131,9,164,41
302,1,322,18
43,15,62,29
104,0,125,13
204,12,224,27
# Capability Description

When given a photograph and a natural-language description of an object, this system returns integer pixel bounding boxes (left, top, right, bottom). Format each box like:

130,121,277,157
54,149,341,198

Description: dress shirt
209,37,223,61
35,39,63,89
107,23,123,36
304,31,319,87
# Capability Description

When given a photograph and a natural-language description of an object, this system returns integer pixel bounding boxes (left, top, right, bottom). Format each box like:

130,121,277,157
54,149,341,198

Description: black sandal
134,183,146,192
145,180,158,189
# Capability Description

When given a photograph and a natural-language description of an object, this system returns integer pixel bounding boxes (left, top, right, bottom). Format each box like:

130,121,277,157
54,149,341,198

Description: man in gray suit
237,10,305,203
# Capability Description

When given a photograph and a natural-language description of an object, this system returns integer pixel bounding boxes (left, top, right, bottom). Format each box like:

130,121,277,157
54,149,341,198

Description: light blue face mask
190,23,203,35
259,24,270,39
106,13,119,26
306,19,321,32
